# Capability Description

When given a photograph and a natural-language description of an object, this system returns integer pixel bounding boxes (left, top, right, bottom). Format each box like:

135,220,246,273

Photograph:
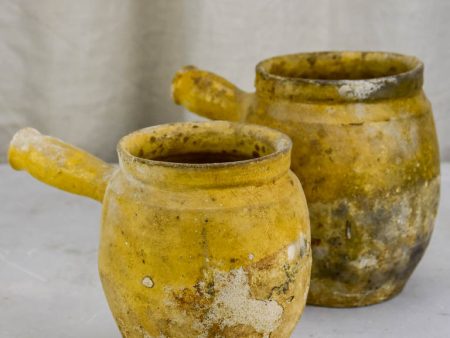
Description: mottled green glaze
172,51,440,307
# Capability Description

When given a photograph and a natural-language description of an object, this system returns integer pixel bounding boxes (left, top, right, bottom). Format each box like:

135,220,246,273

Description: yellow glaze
172,51,440,307
8,121,311,337
8,128,116,201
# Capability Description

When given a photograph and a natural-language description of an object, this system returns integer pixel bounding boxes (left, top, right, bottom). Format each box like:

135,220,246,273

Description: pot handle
172,66,254,122
8,128,117,202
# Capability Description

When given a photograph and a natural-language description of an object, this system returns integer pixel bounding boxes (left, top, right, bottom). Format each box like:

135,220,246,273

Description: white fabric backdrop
1,0,449,162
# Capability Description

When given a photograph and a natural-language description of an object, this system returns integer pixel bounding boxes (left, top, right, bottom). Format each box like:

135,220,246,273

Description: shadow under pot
8,121,311,337
172,51,440,307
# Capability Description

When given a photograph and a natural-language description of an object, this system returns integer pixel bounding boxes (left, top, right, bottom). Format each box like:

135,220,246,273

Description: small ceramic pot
8,121,311,337
172,51,440,307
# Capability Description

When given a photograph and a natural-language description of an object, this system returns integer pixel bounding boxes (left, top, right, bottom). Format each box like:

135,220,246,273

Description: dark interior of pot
260,52,421,81
152,152,253,164
121,122,285,165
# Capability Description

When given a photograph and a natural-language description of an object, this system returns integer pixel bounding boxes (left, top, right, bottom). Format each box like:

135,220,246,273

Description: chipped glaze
8,121,311,337
172,51,440,307
142,276,154,288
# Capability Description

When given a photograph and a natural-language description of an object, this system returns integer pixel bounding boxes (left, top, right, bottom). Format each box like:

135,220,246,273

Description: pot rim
115,121,293,188
255,51,424,101
117,121,291,169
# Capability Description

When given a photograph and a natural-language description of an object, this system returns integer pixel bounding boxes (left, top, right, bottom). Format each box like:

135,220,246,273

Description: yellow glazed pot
172,51,440,307
8,121,311,337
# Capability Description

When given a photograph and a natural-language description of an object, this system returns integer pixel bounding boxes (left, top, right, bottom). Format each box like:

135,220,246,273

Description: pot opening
130,131,270,166
119,121,291,168
258,51,421,81
152,152,256,164
117,122,292,186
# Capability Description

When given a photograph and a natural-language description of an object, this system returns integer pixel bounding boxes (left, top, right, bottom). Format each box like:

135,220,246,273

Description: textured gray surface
0,163,449,338
1,0,450,162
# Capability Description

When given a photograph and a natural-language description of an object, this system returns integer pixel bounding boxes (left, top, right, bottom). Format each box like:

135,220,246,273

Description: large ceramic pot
172,51,440,307
8,121,311,337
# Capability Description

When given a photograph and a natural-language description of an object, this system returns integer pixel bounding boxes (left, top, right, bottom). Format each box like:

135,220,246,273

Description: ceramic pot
172,51,440,307
8,121,311,337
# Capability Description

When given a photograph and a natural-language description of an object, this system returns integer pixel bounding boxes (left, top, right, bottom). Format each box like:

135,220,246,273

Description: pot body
98,122,311,337
246,91,439,307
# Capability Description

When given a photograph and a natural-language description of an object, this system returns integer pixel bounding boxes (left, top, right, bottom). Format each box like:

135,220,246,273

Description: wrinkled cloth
1,0,449,162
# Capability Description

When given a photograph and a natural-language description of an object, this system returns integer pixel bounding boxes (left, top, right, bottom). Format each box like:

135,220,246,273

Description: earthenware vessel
172,51,440,307
8,121,311,337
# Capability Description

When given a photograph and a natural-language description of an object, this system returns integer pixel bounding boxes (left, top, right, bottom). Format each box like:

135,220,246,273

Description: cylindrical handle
171,66,254,121
8,128,117,202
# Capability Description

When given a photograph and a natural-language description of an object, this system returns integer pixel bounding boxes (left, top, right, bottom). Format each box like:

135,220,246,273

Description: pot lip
117,121,292,170
255,50,423,85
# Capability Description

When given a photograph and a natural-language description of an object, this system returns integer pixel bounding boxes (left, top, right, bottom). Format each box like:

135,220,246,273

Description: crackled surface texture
173,51,441,307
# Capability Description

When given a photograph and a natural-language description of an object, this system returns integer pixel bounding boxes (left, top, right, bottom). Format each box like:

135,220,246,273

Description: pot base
307,280,406,308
